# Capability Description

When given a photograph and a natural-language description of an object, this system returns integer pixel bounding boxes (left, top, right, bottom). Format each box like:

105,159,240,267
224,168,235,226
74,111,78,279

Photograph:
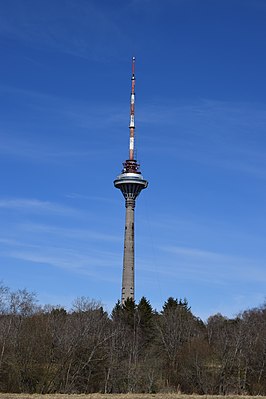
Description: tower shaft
122,198,135,302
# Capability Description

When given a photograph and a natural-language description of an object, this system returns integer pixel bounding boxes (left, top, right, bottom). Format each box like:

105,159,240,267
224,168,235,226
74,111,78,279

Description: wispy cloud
140,99,266,178
0,85,124,163
0,223,120,281
65,192,118,204
3,83,265,179
0,133,106,163
0,198,77,215
19,223,120,243
0,0,127,60
158,245,266,284
0,217,121,281
3,245,120,283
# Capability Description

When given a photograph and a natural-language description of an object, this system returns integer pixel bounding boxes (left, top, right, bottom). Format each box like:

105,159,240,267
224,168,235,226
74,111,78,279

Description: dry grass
0,396,263,399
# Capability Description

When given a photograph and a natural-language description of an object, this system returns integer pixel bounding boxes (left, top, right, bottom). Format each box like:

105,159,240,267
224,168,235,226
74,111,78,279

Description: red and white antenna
129,56,136,160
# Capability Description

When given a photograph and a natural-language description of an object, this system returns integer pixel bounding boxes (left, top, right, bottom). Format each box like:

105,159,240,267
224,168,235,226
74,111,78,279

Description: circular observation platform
114,172,148,200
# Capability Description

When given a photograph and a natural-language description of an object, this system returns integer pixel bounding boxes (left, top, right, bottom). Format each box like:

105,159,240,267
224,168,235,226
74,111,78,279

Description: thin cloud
159,245,266,284
66,192,118,204
5,247,120,283
0,132,110,164
0,0,127,60
0,85,124,163
0,222,121,281
0,198,77,215
19,223,120,243
4,85,265,178
140,99,266,178
0,141,106,168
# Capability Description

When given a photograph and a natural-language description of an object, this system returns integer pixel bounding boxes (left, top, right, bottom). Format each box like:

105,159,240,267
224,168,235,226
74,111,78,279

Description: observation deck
114,160,148,201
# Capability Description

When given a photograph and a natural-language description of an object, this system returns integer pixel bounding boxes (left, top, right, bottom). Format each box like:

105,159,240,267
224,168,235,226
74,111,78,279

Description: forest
0,284,265,395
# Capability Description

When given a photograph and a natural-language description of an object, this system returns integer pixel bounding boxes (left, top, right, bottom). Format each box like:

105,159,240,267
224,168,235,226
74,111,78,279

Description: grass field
0,394,265,399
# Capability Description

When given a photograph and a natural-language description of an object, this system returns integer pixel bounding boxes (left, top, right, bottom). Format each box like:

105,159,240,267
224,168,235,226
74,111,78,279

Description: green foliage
137,296,153,319
162,296,191,313
111,299,122,321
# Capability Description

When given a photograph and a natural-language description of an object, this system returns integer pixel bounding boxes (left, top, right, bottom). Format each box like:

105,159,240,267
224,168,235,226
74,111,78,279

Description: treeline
0,284,265,395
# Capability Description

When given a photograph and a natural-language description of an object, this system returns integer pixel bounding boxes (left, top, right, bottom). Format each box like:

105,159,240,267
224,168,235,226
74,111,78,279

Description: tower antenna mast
129,56,136,161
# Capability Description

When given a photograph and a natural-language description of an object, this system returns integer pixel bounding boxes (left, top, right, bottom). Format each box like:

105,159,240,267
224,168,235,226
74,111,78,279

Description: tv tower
114,57,148,304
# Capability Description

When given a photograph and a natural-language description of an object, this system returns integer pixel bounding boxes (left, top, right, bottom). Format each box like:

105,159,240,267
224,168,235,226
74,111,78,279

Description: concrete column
121,197,135,303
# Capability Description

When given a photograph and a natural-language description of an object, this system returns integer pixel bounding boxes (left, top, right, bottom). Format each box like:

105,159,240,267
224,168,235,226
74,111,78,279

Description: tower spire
129,56,136,160
123,57,140,174
114,57,148,304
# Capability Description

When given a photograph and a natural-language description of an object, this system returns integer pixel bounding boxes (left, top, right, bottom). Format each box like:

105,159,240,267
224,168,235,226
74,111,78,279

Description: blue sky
0,0,265,320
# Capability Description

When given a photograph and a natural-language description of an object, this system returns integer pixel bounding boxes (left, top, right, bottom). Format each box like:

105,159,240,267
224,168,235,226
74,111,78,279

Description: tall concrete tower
114,57,148,304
